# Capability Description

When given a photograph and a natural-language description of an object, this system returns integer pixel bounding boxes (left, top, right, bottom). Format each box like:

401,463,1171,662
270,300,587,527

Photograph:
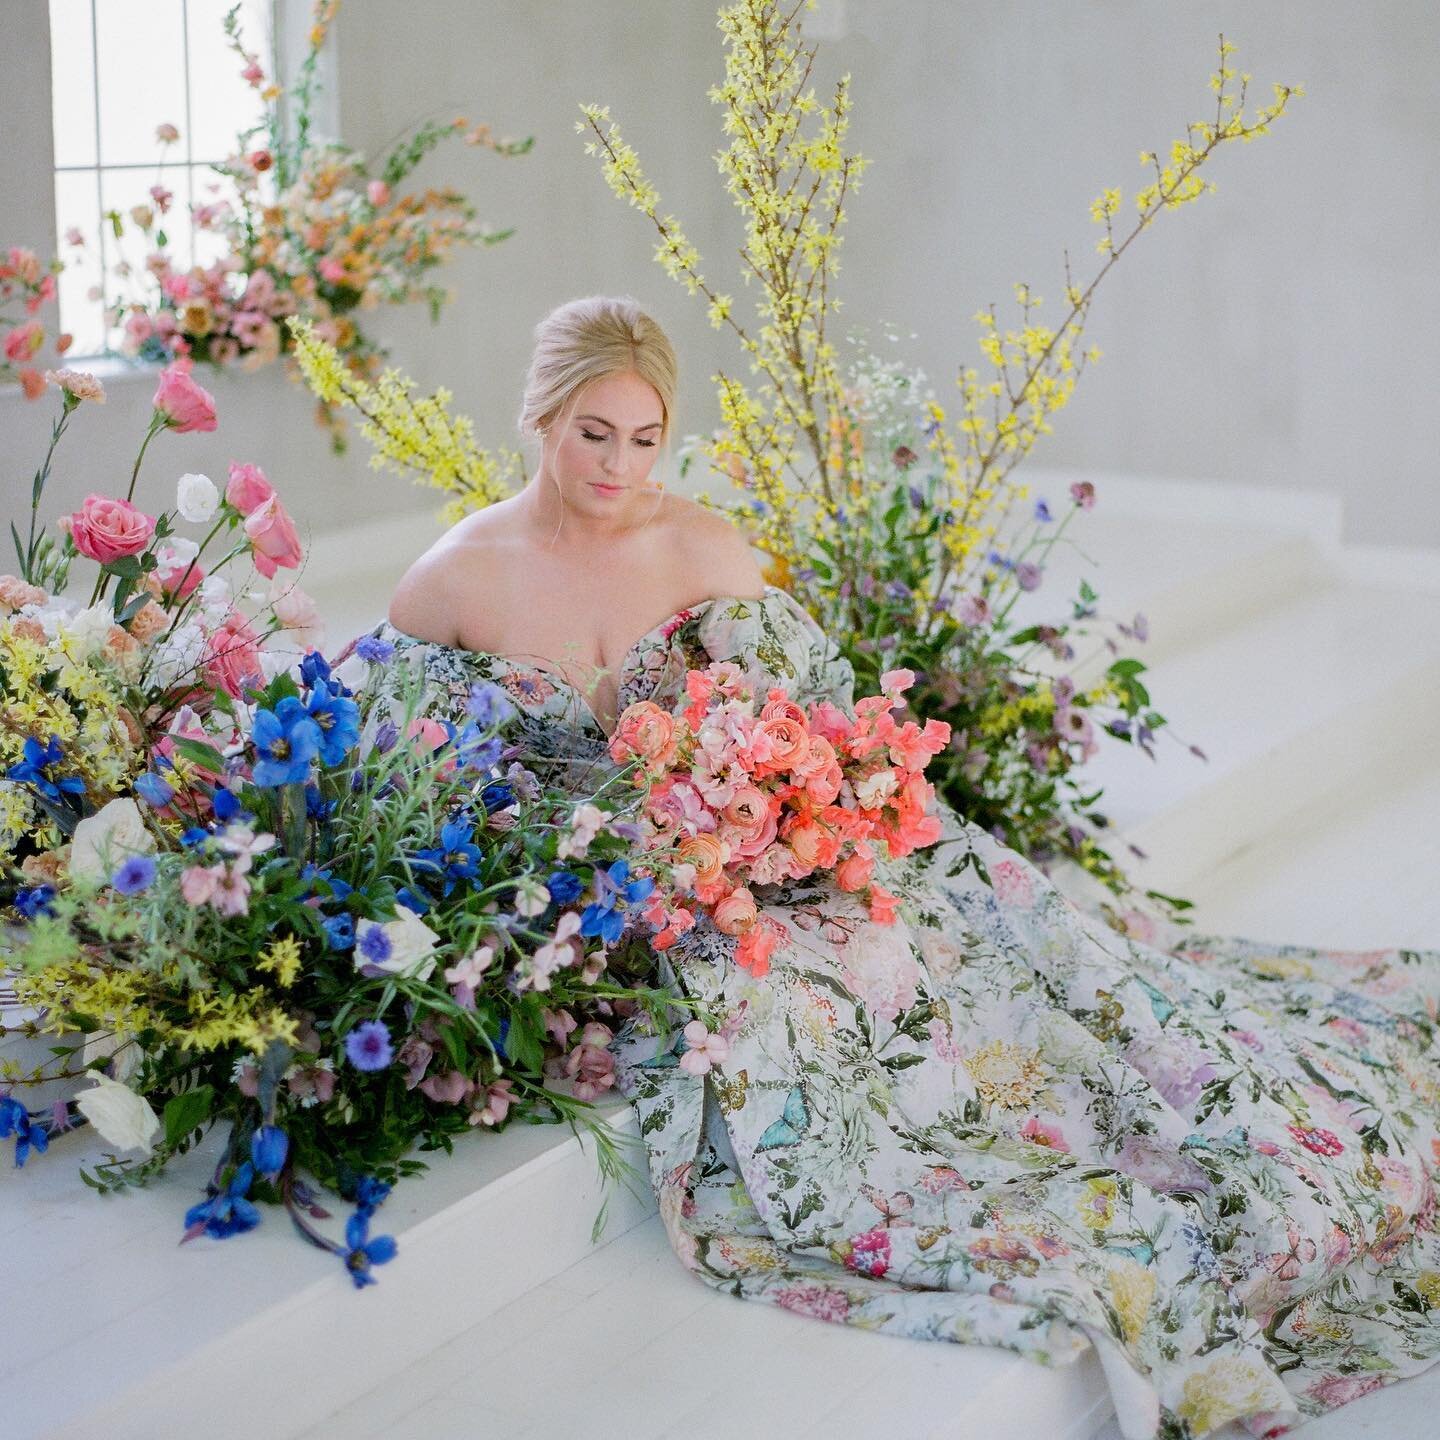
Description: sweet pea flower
679,1020,730,1077
152,361,217,432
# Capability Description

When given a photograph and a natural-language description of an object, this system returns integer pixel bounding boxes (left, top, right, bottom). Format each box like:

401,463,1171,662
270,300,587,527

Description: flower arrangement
1,245,68,397
609,663,949,978
578,0,1302,934
96,0,529,450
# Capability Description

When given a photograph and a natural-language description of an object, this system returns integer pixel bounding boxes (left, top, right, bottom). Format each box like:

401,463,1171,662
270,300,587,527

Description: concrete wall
3,0,1437,552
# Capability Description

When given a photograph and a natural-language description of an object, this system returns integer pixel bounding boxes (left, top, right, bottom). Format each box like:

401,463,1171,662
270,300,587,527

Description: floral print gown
368,588,1440,1440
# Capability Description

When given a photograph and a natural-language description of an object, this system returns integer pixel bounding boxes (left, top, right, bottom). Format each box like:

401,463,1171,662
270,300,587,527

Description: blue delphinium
0,1094,49,1167
305,680,360,766
251,697,322,787
546,870,584,906
465,681,513,729
250,1125,289,1179
414,816,482,895
480,780,514,814
7,735,85,804
133,771,176,808
183,1161,261,1240
14,885,56,920
579,859,656,945
341,1209,398,1288
353,1175,392,1213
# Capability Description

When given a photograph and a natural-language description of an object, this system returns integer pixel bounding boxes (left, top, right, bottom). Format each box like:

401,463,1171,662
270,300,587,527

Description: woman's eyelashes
580,429,656,448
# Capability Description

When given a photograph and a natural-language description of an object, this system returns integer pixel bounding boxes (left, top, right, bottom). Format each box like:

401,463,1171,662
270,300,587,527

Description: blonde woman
372,296,1440,1440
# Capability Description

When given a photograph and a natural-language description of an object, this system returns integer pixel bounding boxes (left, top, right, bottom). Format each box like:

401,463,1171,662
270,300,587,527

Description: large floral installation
1,245,69,397
574,0,1302,936
0,367,699,1275
84,0,528,450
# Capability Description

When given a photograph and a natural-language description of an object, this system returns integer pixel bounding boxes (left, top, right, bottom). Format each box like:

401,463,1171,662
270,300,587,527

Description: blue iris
183,1161,261,1239
414,816,482,895
252,696,322,787
305,680,360,766
341,1209,398,1288
7,735,86,805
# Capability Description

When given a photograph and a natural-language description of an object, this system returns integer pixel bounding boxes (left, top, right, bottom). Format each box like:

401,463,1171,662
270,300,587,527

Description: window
49,0,271,357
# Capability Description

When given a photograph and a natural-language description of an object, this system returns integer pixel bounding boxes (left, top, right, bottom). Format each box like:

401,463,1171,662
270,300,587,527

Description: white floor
9,469,1440,1440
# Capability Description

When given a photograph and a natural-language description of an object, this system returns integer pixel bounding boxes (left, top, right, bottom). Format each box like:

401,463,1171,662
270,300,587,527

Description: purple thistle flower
345,1021,394,1072
112,855,157,895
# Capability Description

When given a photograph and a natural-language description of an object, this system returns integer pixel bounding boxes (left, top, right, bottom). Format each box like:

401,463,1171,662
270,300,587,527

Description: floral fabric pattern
366,588,1440,1440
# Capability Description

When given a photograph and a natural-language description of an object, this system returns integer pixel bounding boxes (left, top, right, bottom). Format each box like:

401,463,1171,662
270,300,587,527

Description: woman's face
543,369,666,519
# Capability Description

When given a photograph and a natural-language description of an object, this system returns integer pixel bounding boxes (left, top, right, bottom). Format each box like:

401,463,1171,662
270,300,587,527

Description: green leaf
163,1085,214,1148
1078,579,1097,602
1107,659,1147,678
173,737,227,774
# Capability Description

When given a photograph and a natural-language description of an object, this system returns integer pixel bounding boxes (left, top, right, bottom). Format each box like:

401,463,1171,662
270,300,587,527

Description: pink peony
152,361,217,432
225,462,275,515
67,494,156,564
243,494,303,578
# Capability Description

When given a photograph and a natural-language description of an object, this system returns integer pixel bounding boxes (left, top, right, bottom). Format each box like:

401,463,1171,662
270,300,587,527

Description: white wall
4,0,1438,554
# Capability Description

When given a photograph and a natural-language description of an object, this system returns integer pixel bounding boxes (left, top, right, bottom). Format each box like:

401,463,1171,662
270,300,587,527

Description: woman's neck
515,473,664,551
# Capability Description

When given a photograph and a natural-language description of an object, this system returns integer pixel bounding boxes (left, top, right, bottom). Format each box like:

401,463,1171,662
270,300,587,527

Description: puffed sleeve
695,587,856,715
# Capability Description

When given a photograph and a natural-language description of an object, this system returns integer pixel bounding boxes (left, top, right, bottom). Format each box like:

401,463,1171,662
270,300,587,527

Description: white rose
175,472,218,523
69,798,155,884
354,904,440,981
73,1072,161,1154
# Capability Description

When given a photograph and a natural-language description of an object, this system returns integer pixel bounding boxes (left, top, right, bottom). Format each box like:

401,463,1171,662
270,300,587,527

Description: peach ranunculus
712,886,759,937
758,714,809,772
203,610,264,699
151,360,217,432
225,461,274,516
67,494,156,564
722,785,771,834
244,494,303,578
609,700,680,769
678,832,727,888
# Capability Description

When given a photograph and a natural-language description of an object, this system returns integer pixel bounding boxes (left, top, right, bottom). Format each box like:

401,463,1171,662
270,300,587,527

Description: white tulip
175,472,219,523
73,1072,161,1154
69,798,155,885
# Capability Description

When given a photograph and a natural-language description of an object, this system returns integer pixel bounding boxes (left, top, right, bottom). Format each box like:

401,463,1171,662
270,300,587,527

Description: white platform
7,466,1440,1440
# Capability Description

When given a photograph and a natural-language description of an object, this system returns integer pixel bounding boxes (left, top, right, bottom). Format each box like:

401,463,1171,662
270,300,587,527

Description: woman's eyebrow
576,414,662,432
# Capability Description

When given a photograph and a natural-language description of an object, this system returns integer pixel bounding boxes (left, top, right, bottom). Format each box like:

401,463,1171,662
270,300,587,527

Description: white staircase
6,468,1439,1440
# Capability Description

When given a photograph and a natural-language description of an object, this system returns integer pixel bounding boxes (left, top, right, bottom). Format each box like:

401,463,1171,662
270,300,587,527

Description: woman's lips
589,482,625,496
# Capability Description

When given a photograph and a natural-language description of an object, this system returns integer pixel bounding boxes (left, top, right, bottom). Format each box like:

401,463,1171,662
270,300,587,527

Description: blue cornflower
579,860,655,945
357,926,393,966
250,1125,289,1179
354,1175,392,1213
354,635,395,664
183,1161,260,1240
111,855,157,895
0,1094,49,1167
323,913,355,950
14,885,56,920
480,780,514,814
345,1020,394,1072
305,680,361,766
546,870,584,906
7,735,86,804
134,771,175,808
341,1209,398,1288
465,682,513,729
415,816,482,895
252,697,322,787
1034,498,1053,523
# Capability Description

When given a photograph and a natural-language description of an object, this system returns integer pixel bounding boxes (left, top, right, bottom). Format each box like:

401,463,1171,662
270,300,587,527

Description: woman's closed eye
581,429,656,448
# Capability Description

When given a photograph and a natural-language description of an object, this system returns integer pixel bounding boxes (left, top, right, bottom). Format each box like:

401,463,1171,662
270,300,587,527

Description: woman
374,296,1440,1439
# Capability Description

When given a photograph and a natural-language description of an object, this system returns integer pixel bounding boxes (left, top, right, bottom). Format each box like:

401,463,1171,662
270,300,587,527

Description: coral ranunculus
67,494,156,564
151,360,217,432
609,700,679,769
244,494,304,578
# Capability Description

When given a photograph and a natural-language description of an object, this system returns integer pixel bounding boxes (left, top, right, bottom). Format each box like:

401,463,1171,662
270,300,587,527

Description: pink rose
244,494,303,578
712,886,758,936
225,461,274,516
152,361,217,432
204,610,264,699
366,179,391,207
67,494,156,564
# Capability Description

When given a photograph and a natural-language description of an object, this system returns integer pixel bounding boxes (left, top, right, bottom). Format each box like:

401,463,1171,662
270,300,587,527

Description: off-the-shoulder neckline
379,587,781,737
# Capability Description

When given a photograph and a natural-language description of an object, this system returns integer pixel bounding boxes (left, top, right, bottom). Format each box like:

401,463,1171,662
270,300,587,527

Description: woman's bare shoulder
659,492,767,599
386,504,525,644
